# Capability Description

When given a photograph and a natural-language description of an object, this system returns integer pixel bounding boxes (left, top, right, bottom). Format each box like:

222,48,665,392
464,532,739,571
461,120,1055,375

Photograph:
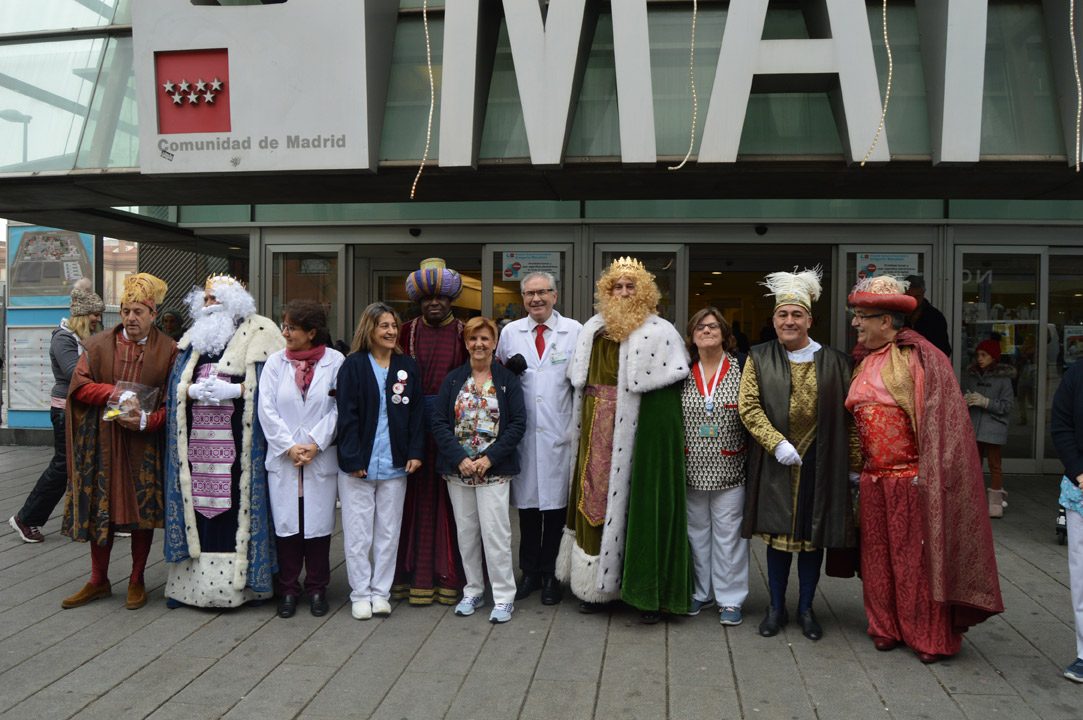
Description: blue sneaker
687,598,716,616
454,595,484,617
718,606,743,626
489,602,514,624
1065,657,1083,683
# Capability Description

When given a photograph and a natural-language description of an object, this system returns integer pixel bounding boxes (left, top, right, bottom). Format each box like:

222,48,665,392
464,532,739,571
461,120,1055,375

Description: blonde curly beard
595,263,661,343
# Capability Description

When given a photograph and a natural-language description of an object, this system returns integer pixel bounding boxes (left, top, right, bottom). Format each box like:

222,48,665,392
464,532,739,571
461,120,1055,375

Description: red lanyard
692,357,729,414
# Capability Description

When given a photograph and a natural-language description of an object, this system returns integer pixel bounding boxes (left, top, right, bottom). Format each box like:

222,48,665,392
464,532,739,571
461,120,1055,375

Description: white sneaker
351,600,372,620
489,602,514,624
455,595,484,616
372,597,392,616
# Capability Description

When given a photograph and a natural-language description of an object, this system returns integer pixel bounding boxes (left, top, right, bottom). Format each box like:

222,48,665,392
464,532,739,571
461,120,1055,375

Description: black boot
758,605,788,637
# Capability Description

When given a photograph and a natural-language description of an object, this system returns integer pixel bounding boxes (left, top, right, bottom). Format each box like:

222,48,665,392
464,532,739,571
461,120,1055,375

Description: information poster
6,326,54,410
855,253,919,283
8,225,94,306
502,251,561,281
1066,326,1083,367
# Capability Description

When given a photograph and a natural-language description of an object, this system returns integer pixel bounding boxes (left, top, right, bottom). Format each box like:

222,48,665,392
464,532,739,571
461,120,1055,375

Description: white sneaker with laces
489,602,514,623
455,595,484,616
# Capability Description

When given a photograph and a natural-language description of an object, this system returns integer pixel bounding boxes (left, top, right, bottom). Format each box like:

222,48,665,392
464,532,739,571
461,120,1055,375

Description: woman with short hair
336,303,424,620
258,300,344,618
682,307,749,626
432,317,527,623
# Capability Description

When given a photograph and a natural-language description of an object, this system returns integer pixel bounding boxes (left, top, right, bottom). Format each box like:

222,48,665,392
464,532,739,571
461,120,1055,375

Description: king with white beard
163,275,285,608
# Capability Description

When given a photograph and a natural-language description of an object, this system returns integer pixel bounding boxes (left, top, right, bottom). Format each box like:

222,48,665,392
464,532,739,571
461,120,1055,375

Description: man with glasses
495,271,582,605
847,275,1002,664
739,267,857,642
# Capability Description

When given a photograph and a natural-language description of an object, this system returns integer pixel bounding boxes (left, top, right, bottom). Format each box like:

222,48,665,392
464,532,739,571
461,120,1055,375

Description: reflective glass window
0,0,119,34
0,37,106,172
76,36,138,169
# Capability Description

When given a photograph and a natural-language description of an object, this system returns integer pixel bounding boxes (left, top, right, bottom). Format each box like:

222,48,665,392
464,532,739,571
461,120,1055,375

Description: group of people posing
10,258,1008,666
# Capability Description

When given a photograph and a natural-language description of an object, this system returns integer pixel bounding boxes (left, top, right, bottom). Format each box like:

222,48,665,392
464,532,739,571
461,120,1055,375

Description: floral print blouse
442,374,511,487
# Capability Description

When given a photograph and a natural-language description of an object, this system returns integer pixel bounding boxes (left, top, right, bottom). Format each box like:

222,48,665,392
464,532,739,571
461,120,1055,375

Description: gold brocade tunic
566,334,620,557
740,355,821,552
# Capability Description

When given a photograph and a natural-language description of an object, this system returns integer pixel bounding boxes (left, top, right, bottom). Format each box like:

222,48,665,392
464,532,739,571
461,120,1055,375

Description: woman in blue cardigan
432,316,527,623
337,303,424,621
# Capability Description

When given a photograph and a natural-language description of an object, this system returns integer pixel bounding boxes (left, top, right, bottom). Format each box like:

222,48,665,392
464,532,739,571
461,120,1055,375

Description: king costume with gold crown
555,257,693,616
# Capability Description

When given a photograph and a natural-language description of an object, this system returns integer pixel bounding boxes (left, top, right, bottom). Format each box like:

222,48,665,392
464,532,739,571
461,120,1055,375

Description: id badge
550,349,568,364
476,419,497,436
699,424,720,438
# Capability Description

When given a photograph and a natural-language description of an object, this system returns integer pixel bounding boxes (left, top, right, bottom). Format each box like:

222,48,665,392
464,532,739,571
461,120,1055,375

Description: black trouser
19,407,68,527
517,507,566,576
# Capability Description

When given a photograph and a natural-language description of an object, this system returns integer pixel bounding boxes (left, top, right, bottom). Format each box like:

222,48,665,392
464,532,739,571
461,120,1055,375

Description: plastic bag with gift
102,381,161,421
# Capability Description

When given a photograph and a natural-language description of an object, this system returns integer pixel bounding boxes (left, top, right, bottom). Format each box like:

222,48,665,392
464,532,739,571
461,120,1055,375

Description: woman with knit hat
9,278,103,543
963,339,1016,518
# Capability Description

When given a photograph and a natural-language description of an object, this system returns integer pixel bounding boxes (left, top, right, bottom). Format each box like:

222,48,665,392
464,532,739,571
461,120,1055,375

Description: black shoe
277,595,298,618
578,600,607,614
540,574,563,605
639,610,661,624
515,573,542,601
310,593,329,617
798,608,822,641
758,605,788,637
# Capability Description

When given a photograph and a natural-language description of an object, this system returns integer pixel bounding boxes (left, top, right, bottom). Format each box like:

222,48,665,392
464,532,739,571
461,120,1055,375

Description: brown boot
126,583,147,610
988,488,1005,519
61,581,112,609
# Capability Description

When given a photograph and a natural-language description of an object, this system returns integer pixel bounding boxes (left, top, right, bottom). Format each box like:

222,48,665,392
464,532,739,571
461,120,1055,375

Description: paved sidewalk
1,443,1080,719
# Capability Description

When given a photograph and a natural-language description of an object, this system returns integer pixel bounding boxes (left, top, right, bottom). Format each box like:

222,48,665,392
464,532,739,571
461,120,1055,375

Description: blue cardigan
336,351,425,474
431,360,526,477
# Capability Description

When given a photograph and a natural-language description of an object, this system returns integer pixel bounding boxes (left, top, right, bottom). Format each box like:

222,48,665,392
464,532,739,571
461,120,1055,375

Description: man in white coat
496,271,582,605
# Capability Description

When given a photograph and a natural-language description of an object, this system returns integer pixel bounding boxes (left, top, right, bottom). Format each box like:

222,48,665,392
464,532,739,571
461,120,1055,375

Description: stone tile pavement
0,443,1080,719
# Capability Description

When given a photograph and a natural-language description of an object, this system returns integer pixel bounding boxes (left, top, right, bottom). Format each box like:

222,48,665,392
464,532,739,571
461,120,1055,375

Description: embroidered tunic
681,356,747,490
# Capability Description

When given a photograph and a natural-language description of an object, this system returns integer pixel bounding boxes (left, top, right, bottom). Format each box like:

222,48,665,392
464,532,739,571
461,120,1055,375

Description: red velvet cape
853,328,1004,630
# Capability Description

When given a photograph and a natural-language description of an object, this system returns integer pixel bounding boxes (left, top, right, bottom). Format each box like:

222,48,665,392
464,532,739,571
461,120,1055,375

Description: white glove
849,471,862,487
773,440,803,466
964,391,990,408
187,381,209,401
202,378,243,404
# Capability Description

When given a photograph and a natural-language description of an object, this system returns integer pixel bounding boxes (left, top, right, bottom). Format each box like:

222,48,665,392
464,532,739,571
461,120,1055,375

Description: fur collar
569,313,689,392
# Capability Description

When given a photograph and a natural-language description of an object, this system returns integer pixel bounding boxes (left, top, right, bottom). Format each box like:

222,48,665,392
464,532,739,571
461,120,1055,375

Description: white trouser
1068,508,1083,659
446,480,516,605
338,473,407,603
686,485,750,608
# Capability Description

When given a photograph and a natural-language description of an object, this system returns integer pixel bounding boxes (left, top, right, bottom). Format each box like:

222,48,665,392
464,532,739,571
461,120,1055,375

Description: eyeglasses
281,324,299,333
522,289,554,299
695,322,722,331
849,310,886,321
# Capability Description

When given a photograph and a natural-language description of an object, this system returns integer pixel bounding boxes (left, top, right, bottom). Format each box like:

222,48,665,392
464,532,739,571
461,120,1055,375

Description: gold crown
611,256,648,275
205,274,246,291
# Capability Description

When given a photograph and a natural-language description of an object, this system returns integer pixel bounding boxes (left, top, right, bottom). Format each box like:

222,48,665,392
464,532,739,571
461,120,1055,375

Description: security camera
409,227,422,237
755,225,768,236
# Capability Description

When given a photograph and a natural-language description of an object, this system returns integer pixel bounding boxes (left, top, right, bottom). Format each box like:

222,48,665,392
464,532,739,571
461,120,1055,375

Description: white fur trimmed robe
555,313,690,603
163,315,284,608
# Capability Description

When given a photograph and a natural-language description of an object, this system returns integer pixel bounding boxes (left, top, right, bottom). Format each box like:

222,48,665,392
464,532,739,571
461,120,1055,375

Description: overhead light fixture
711,271,722,275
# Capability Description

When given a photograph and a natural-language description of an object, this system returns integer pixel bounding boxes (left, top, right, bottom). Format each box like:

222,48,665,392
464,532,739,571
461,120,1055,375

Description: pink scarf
286,344,326,399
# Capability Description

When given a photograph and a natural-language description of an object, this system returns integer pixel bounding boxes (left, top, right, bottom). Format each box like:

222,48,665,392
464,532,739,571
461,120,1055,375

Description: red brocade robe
393,315,467,603
849,329,1003,645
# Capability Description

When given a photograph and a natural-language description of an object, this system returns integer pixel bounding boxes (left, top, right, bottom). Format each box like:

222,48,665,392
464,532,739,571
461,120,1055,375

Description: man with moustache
495,271,582,605
847,275,1002,663
556,257,692,622
163,275,284,608
739,267,856,642
394,258,468,605
61,273,178,610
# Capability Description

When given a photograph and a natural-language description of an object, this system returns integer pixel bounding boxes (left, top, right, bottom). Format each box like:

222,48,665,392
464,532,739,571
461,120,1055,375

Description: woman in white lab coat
258,300,344,619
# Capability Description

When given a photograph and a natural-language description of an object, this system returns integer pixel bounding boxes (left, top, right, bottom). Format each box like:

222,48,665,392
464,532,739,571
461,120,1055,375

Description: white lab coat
496,311,582,510
258,347,345,538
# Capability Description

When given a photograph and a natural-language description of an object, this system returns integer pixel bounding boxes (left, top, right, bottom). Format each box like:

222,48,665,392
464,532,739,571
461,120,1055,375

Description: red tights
89,527,154,586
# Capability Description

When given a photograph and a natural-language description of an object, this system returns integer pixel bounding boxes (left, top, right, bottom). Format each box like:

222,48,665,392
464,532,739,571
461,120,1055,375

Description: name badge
550,349,569,364
476,419,496,436
699,424,720,437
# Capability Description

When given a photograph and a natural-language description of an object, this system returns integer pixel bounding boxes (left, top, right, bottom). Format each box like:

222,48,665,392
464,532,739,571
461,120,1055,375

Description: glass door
483,244,575,322
1044,251,1083,468
265,243,347,345
594,244,687,326
837,245,934,353
956,248,1043,468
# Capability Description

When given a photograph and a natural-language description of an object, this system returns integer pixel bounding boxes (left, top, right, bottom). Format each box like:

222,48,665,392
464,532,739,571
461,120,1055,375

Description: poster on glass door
855,253,919,283
502,252,560,282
